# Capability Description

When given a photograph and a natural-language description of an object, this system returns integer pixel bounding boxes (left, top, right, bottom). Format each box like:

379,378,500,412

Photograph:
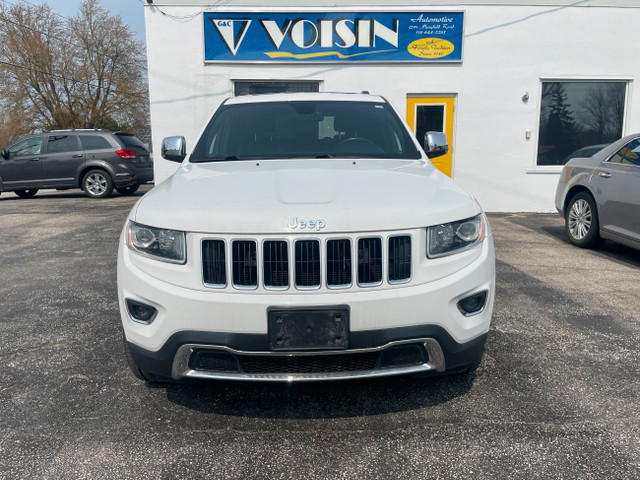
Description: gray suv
0,129,153,199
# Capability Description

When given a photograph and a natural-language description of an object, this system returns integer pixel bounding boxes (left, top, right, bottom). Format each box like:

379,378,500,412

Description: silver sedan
555,134,640,251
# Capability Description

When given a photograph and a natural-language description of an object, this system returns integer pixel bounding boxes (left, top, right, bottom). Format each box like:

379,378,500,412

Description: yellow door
407,96,455,177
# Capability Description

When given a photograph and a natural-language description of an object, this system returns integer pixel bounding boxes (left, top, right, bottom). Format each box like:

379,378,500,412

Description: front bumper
127,327,488,381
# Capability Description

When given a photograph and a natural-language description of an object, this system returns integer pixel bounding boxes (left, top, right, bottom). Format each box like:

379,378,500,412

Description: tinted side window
8,137,42,157
609,139,640,166
81,135,112,150
48,135,79,154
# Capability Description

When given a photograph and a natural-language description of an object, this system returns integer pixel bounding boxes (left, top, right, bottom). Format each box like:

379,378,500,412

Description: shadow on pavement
159,372,476,419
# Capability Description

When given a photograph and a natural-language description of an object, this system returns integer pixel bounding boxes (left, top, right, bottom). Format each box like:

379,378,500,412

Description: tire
116,184,140,196
82,169,114,198
565,192,603,248
15,189,38,198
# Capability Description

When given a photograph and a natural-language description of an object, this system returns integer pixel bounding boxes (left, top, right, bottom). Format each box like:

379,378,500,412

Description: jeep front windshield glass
190,101,421,162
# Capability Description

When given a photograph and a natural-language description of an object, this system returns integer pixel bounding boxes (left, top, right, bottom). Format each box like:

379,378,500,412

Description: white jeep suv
118,93,495,382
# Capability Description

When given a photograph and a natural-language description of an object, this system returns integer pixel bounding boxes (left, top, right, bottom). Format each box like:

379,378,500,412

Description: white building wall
144,3,640,212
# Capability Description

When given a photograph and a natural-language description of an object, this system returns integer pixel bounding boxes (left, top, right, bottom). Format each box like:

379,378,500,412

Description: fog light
126,299,158,324
457,291,488,316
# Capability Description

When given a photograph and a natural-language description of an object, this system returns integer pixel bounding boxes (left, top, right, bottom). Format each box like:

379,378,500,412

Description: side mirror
1,149,8,160
161,136,186,162
423,131,449,159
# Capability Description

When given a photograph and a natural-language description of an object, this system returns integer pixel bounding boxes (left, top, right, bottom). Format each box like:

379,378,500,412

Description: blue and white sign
203,12,464,63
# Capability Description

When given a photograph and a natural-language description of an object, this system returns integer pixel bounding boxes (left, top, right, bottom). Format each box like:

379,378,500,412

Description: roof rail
48,128,111,133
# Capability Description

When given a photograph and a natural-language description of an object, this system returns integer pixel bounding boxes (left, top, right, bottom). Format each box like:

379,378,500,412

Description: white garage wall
144,2,640,212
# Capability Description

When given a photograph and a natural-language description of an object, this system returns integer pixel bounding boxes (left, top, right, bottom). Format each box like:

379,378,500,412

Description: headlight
427,214,485,258
127,221,186,264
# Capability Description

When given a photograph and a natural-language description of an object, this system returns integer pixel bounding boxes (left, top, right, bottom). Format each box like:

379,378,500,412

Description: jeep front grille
202,233,412,291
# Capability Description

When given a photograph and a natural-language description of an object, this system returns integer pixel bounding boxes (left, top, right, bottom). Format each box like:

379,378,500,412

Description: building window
537,81,626,166
234,80,320,96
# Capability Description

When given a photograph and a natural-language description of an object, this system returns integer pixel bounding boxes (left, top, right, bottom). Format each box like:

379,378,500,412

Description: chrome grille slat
326,239,352,288
232,240,258,288
388,236,411,283
357,238,382,286
263,240,289,289
295,240,321,288
202,240,226,287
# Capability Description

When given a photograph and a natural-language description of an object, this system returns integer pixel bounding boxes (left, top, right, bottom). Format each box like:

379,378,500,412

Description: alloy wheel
568,199,592,240
86,173,107,196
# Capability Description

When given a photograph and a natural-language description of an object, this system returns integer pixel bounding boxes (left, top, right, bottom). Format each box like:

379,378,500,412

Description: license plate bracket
268,307,349,351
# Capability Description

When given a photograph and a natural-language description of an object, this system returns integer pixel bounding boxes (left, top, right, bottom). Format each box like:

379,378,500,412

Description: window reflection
537,81,626,166
609,139,640,166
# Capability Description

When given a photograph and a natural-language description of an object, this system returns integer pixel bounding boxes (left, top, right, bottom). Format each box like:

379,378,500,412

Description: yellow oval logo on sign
408,38,455,59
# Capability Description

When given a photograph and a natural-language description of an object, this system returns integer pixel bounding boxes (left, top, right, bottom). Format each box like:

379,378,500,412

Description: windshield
191,100,421,162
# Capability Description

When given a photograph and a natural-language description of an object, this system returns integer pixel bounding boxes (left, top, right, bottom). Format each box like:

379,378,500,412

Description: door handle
29,158,40,162
597,171,612,178
72,154,83,158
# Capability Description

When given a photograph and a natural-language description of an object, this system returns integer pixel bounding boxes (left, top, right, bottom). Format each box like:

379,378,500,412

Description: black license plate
268,307,349,351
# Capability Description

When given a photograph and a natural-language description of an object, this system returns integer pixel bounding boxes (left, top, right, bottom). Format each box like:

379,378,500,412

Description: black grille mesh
295,240,321,288
190,350,238,372
202,240,226,286
326,239,352,287
240,352,378,374
357,238,382,285
379,344,425,368
232,240,257,287
263,241,289,288
388,236,411,282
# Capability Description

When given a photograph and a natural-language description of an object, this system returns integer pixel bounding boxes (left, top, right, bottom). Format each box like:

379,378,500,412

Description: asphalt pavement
0,186,639,479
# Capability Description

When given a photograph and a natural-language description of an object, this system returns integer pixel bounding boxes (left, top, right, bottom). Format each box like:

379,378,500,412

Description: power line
142,0,233,22
0,0,71,22
0,10,74,45
0,59,148,101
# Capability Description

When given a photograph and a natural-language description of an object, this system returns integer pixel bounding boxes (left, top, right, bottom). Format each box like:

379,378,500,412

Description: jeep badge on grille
288,217,326,231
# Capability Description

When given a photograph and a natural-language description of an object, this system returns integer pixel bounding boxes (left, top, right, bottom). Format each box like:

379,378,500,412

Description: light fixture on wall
522,92,529,103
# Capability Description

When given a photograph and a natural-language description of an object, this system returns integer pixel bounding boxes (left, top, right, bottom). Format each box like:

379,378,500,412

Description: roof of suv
224,92,385,106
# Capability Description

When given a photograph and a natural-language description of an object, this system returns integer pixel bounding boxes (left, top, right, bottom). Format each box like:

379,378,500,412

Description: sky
29,0,147,43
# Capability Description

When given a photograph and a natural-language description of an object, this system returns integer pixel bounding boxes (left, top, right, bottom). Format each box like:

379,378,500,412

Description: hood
133,159,479,234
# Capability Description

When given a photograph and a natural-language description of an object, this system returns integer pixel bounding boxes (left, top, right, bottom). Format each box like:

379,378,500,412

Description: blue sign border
203,12,464,63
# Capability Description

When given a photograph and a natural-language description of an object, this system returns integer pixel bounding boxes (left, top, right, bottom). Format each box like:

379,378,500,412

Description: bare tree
577,83,625,142
0,0,148,145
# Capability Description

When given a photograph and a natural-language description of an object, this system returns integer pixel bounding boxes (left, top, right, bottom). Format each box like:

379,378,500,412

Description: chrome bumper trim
171,337,446,382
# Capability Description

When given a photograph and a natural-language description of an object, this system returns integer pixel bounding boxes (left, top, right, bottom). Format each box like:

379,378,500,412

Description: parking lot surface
1,186,639,479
